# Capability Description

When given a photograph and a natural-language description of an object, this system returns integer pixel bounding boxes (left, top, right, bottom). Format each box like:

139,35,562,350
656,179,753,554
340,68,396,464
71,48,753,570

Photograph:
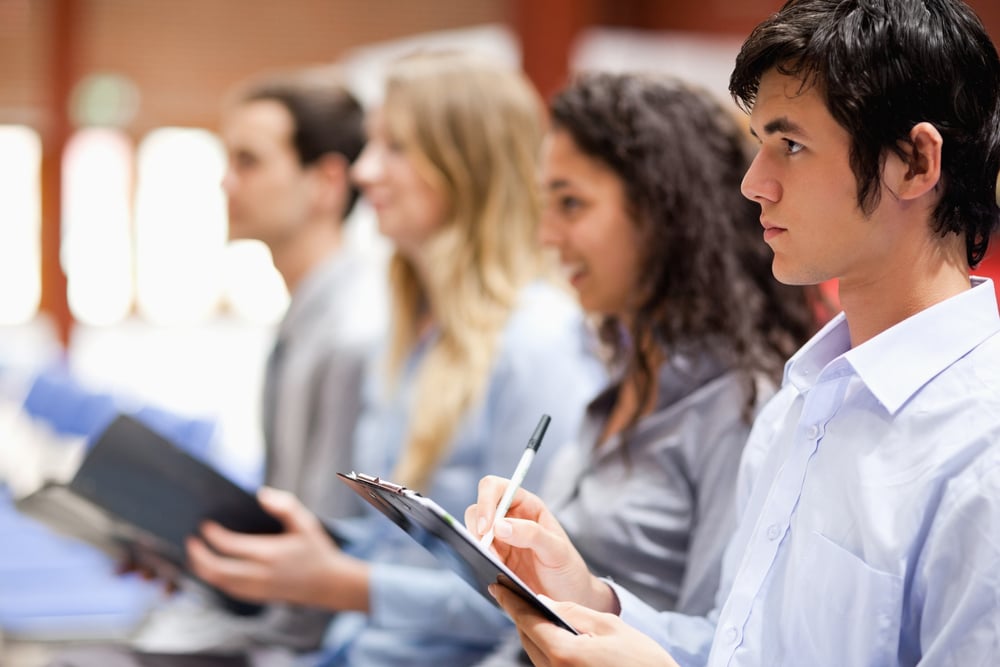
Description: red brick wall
3,0,998,136
0,0,508,135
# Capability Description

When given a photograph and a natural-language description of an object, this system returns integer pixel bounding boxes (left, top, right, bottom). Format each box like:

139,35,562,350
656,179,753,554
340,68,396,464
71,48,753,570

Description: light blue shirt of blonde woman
614,277,1000,667
319,281,607,667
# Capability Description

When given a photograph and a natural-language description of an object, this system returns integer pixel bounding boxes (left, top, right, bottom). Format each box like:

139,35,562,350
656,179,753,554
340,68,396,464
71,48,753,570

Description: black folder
16,414,284,615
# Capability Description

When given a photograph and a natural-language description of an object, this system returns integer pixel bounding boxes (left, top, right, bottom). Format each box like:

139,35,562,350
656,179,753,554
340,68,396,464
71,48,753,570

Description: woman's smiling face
538,128,643,318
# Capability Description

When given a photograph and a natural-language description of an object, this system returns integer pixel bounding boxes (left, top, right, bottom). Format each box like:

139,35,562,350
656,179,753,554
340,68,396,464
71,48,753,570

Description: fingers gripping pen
480,414,551,549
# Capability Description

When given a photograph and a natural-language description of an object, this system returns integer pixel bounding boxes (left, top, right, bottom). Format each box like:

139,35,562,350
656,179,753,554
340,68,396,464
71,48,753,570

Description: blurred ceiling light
70,73,141,129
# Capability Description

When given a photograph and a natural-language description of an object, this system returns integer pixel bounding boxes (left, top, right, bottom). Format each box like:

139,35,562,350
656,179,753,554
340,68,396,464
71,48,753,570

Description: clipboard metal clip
354,472,405,494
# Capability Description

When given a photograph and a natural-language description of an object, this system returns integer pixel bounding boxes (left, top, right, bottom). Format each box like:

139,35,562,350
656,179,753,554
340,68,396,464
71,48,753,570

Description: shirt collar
785,277,1000,414
588,348,728,419
783,310,851,393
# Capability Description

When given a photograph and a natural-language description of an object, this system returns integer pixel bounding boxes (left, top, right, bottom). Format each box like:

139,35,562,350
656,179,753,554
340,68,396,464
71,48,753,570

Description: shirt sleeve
368,560,512,643
675,377,751,615
613,581,716,667
299,341,372,522
910,447,1000,665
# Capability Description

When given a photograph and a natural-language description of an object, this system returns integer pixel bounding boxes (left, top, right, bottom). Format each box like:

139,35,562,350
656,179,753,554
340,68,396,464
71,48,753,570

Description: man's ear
311,153,350,215
895,122,943,201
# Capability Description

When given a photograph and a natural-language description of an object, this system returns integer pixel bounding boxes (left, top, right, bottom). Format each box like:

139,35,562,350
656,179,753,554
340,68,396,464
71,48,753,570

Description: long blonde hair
381,52,545,489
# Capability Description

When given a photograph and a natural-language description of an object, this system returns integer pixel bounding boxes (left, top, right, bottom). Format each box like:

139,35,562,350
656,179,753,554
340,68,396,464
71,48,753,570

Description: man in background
51,68,387,667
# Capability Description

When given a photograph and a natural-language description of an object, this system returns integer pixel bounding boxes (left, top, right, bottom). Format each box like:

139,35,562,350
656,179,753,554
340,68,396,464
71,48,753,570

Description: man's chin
226,224,251,242
772,266,828,288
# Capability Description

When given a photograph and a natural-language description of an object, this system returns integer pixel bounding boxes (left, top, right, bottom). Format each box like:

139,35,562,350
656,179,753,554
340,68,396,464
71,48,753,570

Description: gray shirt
252,248,387,650
263,249,386,524
477,352,765,667
548,353,757,615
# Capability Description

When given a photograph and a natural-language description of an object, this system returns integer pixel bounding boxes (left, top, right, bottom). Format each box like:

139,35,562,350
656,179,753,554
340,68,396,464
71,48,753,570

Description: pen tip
529,414,551,450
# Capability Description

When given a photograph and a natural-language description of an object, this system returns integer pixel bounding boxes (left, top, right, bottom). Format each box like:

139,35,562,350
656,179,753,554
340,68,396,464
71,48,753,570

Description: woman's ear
895,121,943,201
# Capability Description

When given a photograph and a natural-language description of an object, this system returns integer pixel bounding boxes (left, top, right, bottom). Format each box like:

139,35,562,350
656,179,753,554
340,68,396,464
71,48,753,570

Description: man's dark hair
730,0,1000,267
550,72,817,429
241,74,365,220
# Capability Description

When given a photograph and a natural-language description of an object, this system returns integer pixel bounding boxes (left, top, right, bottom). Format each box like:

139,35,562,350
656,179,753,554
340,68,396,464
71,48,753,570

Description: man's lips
762,220,787,242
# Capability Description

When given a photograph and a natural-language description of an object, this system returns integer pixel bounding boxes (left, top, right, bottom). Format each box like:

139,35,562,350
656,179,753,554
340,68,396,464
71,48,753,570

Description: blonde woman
184,52,605,667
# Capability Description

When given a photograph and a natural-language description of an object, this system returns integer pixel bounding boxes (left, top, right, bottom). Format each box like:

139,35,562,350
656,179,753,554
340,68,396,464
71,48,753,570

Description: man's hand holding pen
464,474,618,615
465,467,681,667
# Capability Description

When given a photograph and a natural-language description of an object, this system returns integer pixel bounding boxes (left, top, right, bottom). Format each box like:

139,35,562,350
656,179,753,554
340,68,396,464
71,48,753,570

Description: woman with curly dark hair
472,71,819,666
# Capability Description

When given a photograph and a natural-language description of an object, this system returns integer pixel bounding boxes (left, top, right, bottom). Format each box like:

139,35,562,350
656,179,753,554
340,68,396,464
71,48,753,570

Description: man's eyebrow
750,116,807,140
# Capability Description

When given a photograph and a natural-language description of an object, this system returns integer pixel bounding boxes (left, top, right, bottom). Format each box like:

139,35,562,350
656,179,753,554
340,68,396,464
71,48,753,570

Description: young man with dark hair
467,1,1000,665
221,71,384,544
50,70,387,667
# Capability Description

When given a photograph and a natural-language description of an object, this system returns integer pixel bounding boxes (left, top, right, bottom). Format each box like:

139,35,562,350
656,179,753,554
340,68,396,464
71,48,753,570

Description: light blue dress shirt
320,281,607,667
615,277,1000,667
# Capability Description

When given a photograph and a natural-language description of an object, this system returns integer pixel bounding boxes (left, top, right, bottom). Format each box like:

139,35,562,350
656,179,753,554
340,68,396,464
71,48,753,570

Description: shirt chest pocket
782,530,904,667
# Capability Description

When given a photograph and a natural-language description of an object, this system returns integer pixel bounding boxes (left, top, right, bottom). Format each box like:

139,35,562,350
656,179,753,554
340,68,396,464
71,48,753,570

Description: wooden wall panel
4,0,999,135
0,0,508,134
0,0,53,126
4,0,999,341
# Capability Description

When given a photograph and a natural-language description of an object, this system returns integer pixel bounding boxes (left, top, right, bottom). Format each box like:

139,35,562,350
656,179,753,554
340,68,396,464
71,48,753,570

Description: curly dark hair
550,72,818,426
730,0,1000,267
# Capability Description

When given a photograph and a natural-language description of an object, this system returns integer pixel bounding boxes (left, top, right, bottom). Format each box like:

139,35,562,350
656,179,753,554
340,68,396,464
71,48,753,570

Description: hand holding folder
185,485,367,611
15,414,305,615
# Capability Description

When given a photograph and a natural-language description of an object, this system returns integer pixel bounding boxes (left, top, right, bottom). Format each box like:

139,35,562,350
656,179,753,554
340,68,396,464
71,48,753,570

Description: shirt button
724,625,739,644
766,524,782,541
806,424,820,439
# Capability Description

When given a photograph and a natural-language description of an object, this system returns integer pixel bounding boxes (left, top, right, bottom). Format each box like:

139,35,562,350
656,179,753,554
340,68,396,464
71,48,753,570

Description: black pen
480,414,551,549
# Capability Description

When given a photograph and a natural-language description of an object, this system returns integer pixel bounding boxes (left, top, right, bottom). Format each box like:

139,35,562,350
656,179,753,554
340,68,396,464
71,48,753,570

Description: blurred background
0,1,998,664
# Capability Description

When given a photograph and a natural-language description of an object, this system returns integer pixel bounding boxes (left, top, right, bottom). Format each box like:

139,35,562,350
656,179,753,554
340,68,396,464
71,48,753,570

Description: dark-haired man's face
220,99,317,249
741,69,894,288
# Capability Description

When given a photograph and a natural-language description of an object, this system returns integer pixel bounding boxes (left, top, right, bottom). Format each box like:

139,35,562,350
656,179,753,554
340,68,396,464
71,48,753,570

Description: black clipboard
337,471,579,635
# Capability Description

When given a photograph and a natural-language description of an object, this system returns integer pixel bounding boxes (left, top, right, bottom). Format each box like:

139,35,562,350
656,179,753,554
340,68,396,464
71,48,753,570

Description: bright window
133,128,228,325
221,239,288,324
0,126,41,325
63,128,134,325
